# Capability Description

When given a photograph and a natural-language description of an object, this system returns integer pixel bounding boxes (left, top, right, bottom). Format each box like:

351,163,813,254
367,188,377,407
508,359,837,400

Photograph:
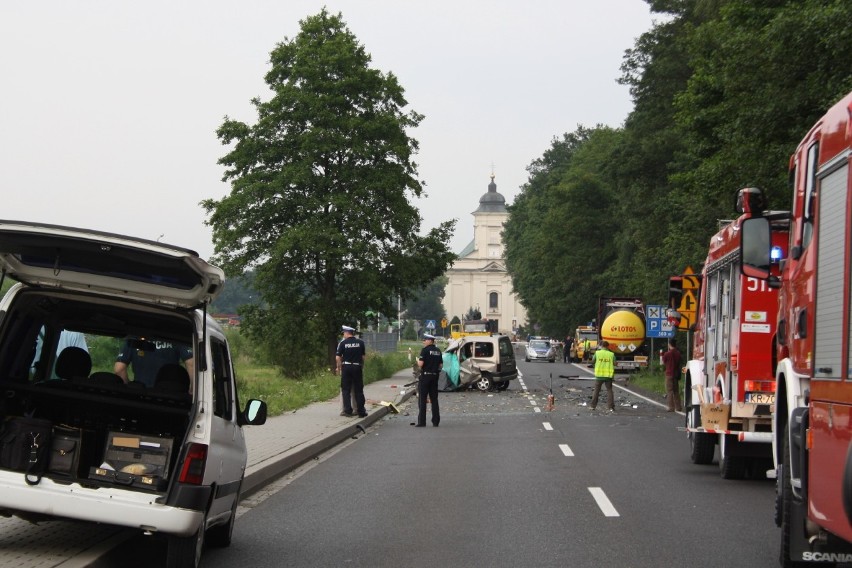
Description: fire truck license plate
745,393,775,404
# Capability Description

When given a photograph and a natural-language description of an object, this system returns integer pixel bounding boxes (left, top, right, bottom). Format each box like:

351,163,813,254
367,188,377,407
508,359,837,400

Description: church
442,175,528,337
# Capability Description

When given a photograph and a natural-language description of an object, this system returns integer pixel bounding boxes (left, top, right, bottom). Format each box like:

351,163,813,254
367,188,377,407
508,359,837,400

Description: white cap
342,325,356,332
423,333,436,340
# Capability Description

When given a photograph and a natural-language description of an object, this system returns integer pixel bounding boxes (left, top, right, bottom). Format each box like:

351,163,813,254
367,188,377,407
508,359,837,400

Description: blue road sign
425,319,436,330
646,305,675,338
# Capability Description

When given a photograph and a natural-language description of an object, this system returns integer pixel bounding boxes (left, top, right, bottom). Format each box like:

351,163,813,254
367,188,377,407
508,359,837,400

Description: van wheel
207,488,241,548
167,512,206,568
474,374,493,392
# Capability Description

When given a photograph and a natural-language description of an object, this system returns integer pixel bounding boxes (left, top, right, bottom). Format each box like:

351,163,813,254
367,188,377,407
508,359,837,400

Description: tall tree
403,276,447,324
203,9,455,374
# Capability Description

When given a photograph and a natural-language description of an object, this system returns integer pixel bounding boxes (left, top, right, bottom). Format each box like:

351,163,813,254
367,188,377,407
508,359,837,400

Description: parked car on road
0,220,267,568
525,339,556,363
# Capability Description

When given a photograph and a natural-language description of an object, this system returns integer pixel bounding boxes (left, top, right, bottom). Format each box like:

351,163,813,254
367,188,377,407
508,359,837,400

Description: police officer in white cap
416,333,443,427
336,325,367,417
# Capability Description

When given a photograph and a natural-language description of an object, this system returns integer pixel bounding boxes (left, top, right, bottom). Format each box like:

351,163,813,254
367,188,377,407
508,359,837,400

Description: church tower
442,175,527,336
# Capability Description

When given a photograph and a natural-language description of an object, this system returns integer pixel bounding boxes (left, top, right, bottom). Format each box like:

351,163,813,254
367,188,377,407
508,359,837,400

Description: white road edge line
589,487,620,517
559,443,574,457
615,383,685,415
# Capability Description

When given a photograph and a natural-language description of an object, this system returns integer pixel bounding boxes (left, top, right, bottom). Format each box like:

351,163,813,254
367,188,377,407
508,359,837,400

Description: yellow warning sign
682,266,699,290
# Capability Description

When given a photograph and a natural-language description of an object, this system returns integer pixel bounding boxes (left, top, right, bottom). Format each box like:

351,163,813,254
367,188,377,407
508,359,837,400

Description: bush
232,330,414,417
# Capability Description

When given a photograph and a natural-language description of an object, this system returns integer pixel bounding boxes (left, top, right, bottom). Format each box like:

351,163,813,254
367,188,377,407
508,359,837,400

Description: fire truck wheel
688,407,715,465
719,435,748,480
780,423,806,567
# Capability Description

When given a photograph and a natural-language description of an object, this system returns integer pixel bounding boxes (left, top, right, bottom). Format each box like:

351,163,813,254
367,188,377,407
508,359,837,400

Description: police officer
335,325,367,417
416,333,443,427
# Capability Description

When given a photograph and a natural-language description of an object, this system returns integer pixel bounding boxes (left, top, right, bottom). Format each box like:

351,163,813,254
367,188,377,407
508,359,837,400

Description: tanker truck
597,297,649,371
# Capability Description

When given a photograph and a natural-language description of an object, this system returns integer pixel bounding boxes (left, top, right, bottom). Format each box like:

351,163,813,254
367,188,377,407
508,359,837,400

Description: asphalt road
187,359,777,568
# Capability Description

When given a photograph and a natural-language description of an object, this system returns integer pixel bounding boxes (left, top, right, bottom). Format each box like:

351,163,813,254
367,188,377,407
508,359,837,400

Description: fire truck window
802,142,818,249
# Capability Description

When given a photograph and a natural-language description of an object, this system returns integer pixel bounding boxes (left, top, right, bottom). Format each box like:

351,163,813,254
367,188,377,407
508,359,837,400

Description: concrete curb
241,385,416,497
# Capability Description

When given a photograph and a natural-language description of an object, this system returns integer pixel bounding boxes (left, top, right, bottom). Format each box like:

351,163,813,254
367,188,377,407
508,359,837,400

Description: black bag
48,426,82,477
0,416,53,485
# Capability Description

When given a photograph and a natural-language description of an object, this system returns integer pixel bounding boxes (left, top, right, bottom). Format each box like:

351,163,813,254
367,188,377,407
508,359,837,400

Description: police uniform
336,326,367,417
416,334,442,427
115,340,193,388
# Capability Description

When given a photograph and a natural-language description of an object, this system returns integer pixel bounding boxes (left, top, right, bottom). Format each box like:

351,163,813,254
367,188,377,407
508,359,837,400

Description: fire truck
741,91,852,565
683,188,788,480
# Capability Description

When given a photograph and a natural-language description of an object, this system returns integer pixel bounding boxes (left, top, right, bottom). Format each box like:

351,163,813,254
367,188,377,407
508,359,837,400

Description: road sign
681,266,699,290
440,318,448,329
646,305,675,338
425,319,436,330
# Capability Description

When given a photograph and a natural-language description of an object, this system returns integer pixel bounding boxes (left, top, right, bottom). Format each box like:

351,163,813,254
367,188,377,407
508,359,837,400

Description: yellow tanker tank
600,309,645,354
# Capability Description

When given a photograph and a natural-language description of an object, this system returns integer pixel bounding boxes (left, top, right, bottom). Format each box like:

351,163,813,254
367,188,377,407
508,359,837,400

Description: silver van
0,220,267,568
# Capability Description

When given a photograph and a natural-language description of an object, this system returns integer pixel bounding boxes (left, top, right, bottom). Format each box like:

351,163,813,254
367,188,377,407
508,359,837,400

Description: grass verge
234,343,418,417
625,364,666,396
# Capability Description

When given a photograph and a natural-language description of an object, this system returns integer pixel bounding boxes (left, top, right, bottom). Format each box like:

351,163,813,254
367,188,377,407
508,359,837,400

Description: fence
361,331,398,353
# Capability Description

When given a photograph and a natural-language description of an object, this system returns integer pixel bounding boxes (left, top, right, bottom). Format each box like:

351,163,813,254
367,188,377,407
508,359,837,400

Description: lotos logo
609,326,637,332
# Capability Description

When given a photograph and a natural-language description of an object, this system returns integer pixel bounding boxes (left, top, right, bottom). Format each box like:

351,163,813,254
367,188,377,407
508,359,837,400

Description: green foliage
627,365,666,397
504,0,852,336
210,271,259,314
86,335,123,372
401,320,418,341
203,9,456,376
234,339,412,417
403,276,448,323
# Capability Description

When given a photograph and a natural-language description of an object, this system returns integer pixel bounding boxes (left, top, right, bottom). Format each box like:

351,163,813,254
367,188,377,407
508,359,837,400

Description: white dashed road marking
589,487,620,517
543,422,553,431
559,444,574,457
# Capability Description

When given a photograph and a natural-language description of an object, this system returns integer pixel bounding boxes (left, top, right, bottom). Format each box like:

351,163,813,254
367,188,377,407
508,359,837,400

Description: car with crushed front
440,334,518,391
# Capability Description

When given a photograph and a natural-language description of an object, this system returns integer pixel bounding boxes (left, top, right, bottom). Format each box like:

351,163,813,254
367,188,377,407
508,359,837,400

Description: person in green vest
591,340,616,411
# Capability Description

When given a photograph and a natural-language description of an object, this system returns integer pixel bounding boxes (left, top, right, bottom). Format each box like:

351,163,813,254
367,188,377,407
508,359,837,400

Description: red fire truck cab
742,90,852,565
684,188,788,480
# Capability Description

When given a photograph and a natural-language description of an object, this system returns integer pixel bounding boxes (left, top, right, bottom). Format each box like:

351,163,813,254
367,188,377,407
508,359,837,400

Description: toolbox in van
88,431,173,491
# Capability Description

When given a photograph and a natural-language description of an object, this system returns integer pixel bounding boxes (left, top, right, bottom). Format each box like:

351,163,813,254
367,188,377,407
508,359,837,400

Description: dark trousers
418,372,440,426
591,378,614,410
341,366,366,415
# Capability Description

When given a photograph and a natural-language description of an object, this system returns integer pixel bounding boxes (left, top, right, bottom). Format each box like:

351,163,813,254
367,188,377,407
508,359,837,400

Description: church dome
474,175,507,213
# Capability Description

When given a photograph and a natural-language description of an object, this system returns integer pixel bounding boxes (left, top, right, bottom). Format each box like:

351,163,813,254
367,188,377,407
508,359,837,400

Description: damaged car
438,334,518,392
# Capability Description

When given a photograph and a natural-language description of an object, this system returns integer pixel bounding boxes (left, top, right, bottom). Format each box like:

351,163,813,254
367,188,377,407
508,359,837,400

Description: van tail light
178,443,208,485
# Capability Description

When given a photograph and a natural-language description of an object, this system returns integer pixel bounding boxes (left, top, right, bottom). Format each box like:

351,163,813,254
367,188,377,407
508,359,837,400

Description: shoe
666,409,675,413
590,406,596,411
340,411,354,417
432,423,439,427
358,413,368,418
414,424,426,427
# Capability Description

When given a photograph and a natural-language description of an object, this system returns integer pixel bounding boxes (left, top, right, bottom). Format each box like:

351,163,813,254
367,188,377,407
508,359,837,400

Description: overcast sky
1,1,654,261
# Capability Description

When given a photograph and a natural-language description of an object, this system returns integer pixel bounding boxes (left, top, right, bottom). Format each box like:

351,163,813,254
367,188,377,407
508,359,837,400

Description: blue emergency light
770,245,783,263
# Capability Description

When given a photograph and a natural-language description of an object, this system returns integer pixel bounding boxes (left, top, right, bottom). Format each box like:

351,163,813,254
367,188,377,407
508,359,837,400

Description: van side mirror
240,399,268,426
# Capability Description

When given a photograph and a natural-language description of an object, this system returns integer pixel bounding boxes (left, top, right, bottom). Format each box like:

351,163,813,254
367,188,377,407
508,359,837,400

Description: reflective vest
593,348,615,379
